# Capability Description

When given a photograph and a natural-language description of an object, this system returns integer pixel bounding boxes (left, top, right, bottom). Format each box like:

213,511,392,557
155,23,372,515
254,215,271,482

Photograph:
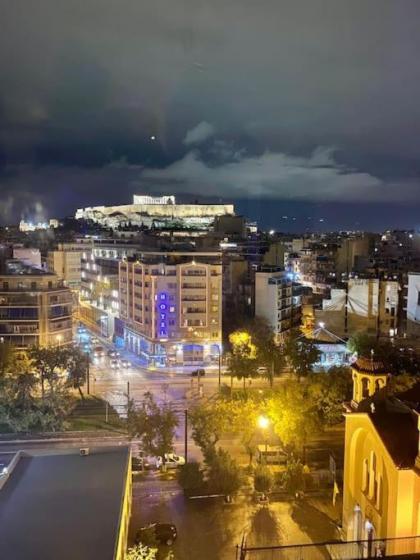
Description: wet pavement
130,473,339,560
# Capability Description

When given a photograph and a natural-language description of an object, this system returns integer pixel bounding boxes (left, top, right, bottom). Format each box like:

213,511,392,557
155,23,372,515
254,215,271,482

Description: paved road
130,472,340,560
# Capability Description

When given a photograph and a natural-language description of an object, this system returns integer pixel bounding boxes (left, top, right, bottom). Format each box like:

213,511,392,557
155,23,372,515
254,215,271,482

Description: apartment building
0,261,73,348
79,241,138,338
119,252,222,366
47,241,91,289
255,268,302,342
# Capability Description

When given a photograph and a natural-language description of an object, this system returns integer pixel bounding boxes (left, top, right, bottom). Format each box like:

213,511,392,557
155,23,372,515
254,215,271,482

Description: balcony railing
237,535,420,560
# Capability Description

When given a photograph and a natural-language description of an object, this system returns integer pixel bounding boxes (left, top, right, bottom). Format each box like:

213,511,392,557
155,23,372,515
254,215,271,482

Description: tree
281,457,305,495
284,332,320,377
267,381,320,455
189,400,231,462
308,366,352,425
207,448,243,498
254,465,274,496
178,461,204,493
126,544,157,560
66,347,89,399
247,318,285,387
228,330,258,389
129,392,178,468
0,341,16,377
29,346,70,398
387,371,418,395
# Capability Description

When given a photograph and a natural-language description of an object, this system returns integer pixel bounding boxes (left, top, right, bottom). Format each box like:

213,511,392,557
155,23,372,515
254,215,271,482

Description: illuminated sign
157,292,168,338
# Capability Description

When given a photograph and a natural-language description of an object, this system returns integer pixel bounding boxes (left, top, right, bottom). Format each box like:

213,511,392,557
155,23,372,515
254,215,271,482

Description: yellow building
343,358,420,554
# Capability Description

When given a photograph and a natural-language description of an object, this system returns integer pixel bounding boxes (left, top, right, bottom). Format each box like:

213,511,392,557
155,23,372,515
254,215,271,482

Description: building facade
79,242,138,338
47,241,91,289
255,268,302,341
119,252,222,366
316,278,400,339
0,264,73,348
343,362,420,552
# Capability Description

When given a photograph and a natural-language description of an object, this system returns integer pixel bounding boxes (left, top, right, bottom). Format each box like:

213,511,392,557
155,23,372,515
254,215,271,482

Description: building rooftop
352,356,388,375
357,385,420,469
0,447,129,560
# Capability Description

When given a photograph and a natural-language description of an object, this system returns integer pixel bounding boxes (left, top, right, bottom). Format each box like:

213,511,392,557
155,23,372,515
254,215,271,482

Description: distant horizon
8,193,420,235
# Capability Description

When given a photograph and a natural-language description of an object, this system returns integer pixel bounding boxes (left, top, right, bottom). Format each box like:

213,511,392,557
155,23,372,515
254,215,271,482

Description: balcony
181,283,206,289
238,535,420,560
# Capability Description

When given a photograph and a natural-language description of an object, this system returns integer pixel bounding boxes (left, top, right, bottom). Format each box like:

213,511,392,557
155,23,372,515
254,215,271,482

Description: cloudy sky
1,0,420,230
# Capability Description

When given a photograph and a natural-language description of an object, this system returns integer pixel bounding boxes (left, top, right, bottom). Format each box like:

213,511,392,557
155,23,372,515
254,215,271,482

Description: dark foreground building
0,446,131,560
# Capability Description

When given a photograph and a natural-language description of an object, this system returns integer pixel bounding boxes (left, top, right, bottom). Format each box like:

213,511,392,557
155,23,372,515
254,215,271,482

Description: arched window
375,379,383,392
362,377,369,399
376,475,382,511
369,451,377,500
362,458,369,492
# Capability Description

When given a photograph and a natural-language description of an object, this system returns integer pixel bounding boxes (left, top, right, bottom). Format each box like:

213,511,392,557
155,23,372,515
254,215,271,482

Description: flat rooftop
0,447,129,560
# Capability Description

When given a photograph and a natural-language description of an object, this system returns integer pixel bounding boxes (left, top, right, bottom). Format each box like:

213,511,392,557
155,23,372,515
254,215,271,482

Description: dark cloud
1,0,420,226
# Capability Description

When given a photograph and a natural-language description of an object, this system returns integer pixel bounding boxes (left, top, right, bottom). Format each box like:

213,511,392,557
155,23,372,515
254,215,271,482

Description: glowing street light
258,415,270,430
258,415,270,460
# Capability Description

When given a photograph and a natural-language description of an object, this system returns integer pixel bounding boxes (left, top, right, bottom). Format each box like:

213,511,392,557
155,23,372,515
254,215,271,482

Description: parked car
110,359,120,370
191,368,205,377
156,453,185,469
136,523,177,546
132,451,153,471
120,358,130,368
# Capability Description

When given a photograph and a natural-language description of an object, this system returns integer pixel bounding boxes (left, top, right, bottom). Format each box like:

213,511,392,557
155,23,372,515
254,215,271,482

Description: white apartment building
119,252,222,367
255,269,302,341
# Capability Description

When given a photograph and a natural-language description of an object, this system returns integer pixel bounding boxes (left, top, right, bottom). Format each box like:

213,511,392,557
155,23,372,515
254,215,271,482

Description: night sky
1,1,420,231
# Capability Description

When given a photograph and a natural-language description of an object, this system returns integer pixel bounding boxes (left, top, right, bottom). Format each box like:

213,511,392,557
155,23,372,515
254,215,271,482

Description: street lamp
258,415,270,460
214,344,222,390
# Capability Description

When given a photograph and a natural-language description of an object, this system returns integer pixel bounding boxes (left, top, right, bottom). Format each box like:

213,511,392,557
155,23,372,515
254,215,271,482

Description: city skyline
2,1,420,228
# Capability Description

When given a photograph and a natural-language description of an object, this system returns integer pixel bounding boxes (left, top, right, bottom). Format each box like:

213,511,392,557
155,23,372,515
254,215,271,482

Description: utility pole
184,409,188,462
127,381,130,408
86,357,90,395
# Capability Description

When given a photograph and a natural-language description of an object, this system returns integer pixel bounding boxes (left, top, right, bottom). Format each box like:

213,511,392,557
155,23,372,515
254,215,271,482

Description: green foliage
247,318,285,385
0,341,16,377
207,448,243,496
126,544,157,560
254,464,274,494
29,345,70,398
284,332,321,377
307,366,352,425
66,347,89,399
177,461,204,491
267,381,320,454
128,392,178,461
228,330,258,388
280,457,305,494
189,400,231,462
387,371,418,395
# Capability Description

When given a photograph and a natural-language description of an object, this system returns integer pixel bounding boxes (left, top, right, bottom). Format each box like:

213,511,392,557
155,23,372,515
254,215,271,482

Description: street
130,471,340,560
